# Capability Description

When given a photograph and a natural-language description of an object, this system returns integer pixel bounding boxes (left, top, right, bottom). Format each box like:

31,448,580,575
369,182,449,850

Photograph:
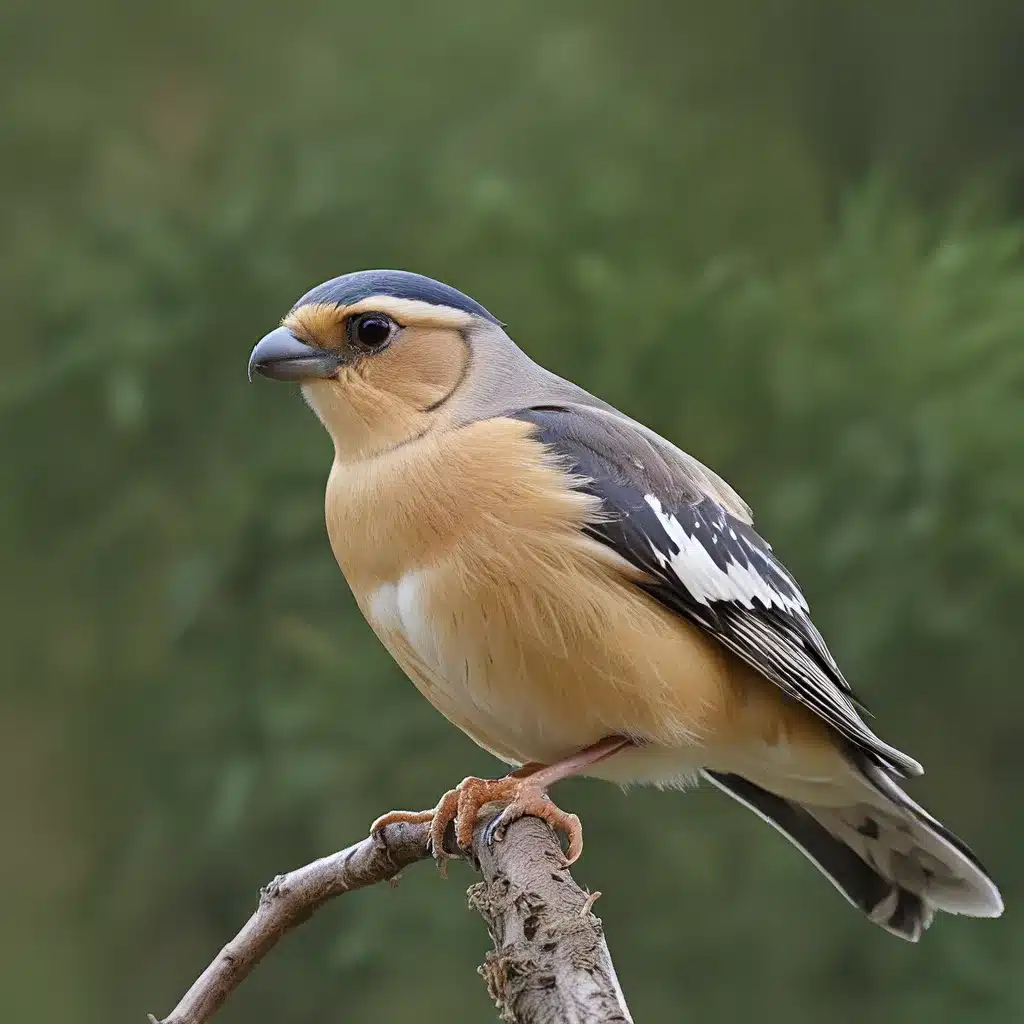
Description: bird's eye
350,313,394,349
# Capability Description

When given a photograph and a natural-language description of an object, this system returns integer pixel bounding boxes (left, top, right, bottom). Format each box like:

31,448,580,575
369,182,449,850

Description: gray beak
247,326,341,382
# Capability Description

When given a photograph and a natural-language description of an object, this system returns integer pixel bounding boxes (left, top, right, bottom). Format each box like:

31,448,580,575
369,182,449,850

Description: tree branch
149,809,633,1024
469,814,633,1023
148,820,433,1024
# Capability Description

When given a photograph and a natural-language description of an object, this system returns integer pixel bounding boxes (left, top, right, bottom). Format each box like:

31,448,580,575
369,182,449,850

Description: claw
483,814,502,848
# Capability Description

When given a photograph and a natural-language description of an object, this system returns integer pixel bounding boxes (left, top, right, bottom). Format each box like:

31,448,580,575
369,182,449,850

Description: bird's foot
370,775,583,870
370,808,436,831
370,805,453,872
439,775,582,866
483,780,583,865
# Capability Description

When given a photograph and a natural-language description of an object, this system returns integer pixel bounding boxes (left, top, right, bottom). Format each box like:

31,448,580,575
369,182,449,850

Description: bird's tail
702,765,1003,942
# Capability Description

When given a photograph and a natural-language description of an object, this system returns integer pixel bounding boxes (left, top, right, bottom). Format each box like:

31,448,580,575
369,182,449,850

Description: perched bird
249,269,1002,941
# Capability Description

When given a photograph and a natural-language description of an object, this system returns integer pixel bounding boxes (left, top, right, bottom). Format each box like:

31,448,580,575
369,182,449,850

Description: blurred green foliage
2,2,1023,1021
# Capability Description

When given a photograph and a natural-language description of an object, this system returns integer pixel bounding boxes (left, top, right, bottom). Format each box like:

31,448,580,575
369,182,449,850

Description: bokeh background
3,2,1023,1021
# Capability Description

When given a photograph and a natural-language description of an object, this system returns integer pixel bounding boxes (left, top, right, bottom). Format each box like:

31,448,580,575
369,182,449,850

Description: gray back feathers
452,322,752,521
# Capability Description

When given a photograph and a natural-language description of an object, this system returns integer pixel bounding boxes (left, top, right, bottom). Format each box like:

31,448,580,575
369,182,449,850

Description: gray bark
470,814,634,1023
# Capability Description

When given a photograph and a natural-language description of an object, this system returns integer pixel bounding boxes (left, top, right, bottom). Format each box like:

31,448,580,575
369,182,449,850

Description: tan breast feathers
325,417,763,766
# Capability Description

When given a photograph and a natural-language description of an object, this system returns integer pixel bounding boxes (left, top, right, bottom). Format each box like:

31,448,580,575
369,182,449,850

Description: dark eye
351,313,394,349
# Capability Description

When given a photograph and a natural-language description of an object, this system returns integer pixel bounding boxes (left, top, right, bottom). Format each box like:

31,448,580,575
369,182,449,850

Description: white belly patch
371,569,443,669
369,566,577,761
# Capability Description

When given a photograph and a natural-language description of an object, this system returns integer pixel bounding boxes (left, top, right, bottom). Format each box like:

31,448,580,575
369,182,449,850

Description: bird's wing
511,404,922,778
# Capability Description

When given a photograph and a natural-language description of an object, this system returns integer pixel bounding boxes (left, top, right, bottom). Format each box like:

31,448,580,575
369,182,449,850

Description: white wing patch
644,494,809,615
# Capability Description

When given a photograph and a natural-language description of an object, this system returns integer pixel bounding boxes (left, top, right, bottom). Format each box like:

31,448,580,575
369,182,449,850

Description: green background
3,2,1022,1020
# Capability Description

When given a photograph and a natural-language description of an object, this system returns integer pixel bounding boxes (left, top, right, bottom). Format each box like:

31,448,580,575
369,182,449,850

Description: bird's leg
483,736,632,864
372,736,631,869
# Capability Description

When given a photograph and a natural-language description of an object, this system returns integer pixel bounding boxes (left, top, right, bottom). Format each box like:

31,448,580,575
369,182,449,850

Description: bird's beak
247,326,341,382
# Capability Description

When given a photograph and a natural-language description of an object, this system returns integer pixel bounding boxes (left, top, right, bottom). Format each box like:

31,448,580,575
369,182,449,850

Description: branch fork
151,809,633,1024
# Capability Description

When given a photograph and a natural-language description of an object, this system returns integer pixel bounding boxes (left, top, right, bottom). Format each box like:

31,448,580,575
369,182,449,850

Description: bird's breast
323,416,825,780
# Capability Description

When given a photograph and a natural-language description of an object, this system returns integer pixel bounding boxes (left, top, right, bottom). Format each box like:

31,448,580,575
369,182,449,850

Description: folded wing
512,404,922,779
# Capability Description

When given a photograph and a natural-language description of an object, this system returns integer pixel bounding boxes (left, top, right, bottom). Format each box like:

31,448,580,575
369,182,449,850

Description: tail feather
702,768,1002,942
854,757,1003,919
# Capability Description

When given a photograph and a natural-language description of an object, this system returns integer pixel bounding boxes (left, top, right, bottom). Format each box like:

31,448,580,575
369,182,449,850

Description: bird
248,268,1003,941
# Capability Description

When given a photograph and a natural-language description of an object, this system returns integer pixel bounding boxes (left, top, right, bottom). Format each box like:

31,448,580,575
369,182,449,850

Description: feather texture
704,767,1002,940
511,405,922,779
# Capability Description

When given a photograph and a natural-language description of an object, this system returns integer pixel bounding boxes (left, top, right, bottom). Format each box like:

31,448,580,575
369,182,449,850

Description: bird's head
249,269,507,461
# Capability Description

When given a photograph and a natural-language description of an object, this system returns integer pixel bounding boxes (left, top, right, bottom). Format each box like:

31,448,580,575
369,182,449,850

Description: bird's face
249,271,496,461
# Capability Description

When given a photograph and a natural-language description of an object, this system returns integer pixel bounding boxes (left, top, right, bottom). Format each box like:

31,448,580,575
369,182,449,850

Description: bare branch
149,821,434,1024
149,810,633,1024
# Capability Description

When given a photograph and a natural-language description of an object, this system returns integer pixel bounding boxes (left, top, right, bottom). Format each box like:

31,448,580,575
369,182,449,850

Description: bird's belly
364,553,743,778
